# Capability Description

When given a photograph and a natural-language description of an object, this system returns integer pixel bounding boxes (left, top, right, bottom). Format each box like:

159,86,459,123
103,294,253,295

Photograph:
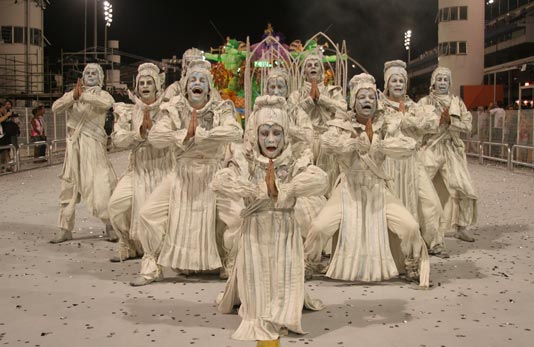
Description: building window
439,6,468,22
459,41,467,54
459,6,468,20
449,42,457,55
442,7,450,21
451,7,459,21
439,42,449,56
1,26,13,44
13,26,24,44
438,41,468,56
30,28,42,46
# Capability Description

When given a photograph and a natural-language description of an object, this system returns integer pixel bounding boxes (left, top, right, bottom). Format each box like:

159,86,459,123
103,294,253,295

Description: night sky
44,0,438,87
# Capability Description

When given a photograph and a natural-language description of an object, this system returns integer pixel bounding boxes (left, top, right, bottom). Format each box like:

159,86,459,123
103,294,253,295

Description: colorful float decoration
205,24,357,125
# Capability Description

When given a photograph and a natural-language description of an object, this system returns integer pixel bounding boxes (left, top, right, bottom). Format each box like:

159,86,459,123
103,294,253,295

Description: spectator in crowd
0,101,20,172
4,100,21,149
30,105,47,162
104,107,115,151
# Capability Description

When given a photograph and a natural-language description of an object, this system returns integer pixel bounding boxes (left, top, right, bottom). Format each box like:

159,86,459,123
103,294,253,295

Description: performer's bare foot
49,229,73,244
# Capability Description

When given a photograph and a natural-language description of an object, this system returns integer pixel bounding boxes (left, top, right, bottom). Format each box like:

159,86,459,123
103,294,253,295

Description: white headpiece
264,67,290,94
83,63,104,87
185,59,213,89
182,47,204,78
136,62,165,94
430,66,452,91
349,73,377,110
251,95,289,153
302,51,324,82
383,60,407,93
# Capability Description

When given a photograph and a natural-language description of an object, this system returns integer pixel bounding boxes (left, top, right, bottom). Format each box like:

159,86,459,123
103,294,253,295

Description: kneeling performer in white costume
213,96,327,345
107,63,175,262
130,60,243,286
303,73,430,287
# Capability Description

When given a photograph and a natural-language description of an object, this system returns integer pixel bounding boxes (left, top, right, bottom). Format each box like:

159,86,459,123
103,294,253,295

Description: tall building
0,0,49,97
408,0,534,107
438,0,485,96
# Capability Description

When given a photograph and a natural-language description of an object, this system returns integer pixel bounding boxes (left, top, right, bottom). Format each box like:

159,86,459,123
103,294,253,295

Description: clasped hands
140,108,153,138
265,159,278,199
309,78,320,103
73,78,83,100
184,109,199,142
439,108,451,126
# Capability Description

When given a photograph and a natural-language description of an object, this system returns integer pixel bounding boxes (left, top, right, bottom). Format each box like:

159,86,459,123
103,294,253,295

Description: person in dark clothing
104,107,115,151
0,101,20,172
4,100,21,148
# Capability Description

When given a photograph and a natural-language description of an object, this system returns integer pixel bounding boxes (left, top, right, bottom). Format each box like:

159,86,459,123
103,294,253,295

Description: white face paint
258,124,285,159
137,76,157,103
304,58,322,82
387,73,406,100
187,71,210,108
83,68,100,87
266,77,288,97
354,88,377,118
434,73,450,95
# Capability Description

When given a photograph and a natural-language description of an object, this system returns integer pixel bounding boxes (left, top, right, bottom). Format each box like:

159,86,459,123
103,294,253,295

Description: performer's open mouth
192,87,203,95
266,146,277,152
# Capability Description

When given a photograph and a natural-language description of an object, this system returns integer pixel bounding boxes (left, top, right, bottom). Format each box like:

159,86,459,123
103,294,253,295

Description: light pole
93,0,97,59
486,0,494,19
104,1,113,60
404,30,412,64
84,0,87,63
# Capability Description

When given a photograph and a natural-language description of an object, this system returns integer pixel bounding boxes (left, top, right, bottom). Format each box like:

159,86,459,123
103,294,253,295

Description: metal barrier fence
2,107,534,175
463,108,534,170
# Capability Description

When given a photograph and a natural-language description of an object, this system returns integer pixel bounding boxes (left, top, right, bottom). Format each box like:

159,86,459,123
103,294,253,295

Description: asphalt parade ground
1,150,533,347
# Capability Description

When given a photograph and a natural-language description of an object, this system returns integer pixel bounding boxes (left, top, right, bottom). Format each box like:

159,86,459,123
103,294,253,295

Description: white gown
109,96,175,241
52,87,117,231
288,81,347,196
213,147,327,341
418,94,477,230
143,95,243,271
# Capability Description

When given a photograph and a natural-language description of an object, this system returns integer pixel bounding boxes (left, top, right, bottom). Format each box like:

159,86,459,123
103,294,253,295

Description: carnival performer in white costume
130,60,243,286
303,73,430,287
418,67,477,242
213,96,326,345
245,68,325,236
288,52,347,196
162,47,216,101
380,60,420,219
50,63,117,243
107,63,175,262
380,60,448,257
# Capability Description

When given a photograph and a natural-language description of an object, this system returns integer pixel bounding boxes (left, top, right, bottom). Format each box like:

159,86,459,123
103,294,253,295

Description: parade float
204,24,356,126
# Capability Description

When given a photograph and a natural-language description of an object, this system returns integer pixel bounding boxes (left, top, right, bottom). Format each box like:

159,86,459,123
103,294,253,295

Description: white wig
383,60,408,94
430,66,452,91
251,95,290,153
349,73,377,110
136,62,165,94
83,63,105,87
